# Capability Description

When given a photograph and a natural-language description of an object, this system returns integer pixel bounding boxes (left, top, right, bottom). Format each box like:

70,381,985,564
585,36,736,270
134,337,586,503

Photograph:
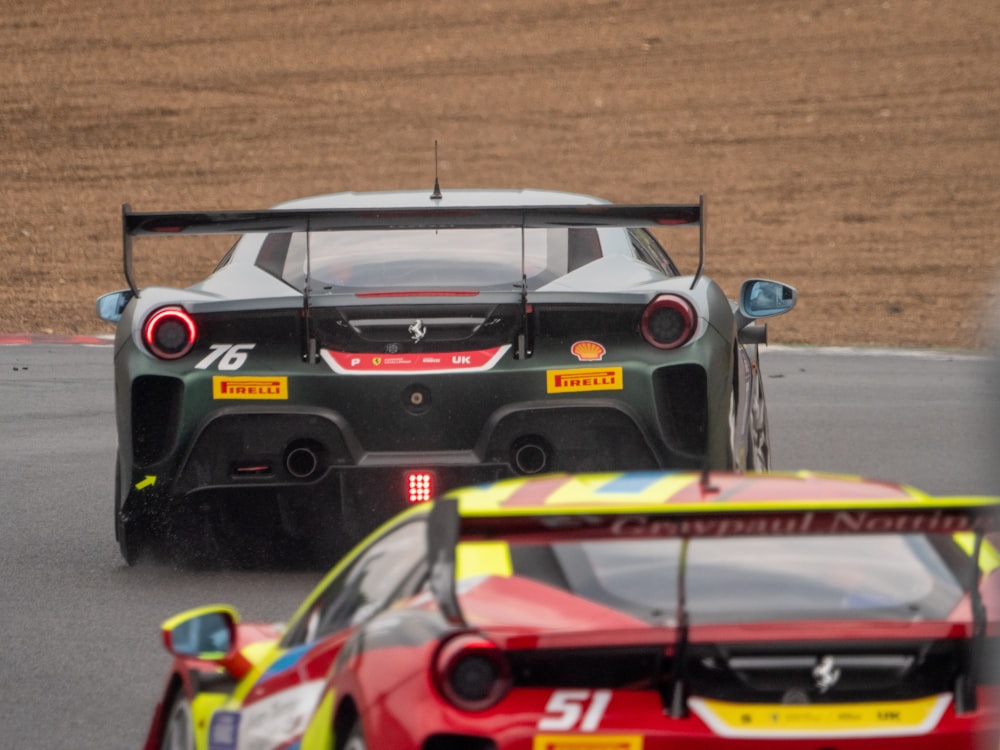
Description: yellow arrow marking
134,475,157,490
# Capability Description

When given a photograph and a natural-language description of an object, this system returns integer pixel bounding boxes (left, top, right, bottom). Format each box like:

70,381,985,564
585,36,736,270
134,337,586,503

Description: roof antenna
430,140,443,200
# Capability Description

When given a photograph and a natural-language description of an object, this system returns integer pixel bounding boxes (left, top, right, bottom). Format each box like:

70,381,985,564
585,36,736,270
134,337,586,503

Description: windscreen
509,534,968,625
267,227,608,291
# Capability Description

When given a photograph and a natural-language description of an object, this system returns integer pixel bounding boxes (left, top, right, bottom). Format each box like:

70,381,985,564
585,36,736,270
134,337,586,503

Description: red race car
145,470,1000,750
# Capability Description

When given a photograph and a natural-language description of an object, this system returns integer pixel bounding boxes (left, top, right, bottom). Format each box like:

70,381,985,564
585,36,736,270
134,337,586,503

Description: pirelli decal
534,737,642,750
213,376,288,400
547,366,623,394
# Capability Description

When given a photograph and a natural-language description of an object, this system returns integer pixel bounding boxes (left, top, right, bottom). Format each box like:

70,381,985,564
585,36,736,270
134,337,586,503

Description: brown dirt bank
2,0,998,347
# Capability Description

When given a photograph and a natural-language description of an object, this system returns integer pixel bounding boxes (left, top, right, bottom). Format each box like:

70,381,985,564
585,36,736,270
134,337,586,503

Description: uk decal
570,340,606,362
321,345,510,374
213,376,288,400
546,367,623,393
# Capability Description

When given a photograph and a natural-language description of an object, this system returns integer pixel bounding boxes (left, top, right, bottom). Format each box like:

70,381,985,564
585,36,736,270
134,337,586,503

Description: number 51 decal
538,689,612,731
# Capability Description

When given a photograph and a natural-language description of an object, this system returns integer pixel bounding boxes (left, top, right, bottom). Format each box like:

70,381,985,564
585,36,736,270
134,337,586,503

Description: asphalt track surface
0,342,997,748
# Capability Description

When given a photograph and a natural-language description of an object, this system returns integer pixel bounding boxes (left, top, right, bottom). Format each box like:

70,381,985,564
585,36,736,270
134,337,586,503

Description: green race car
97,188,796,566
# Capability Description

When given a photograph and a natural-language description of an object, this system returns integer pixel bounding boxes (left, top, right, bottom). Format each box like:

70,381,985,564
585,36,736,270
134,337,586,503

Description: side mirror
161,605,238,660
96,290,134,324
160,604,254,679
739,279,798,320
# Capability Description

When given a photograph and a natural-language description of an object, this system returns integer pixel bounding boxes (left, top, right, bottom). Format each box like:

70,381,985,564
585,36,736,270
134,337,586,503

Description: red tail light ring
143,307,197,360
433,634,511,711
641,294,696,350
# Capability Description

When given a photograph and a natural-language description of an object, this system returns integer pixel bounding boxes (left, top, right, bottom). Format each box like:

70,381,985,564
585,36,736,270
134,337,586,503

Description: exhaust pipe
285,441,322,479
512,439,550,475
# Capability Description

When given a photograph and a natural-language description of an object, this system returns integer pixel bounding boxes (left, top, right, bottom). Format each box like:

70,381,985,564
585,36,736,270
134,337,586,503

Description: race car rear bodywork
100,190,797,565
143,471,1000,750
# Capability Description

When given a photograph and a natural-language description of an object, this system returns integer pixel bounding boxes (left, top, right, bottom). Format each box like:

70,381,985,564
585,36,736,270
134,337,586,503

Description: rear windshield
507,534,969,625
256,227,627,291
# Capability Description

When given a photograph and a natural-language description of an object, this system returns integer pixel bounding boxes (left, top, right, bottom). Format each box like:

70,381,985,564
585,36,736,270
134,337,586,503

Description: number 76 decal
195,344,255,371
538,689,612,731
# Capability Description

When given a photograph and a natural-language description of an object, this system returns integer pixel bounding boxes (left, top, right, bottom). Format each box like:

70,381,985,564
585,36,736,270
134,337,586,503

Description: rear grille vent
653,365,708,457
508,646,666,690
687,641,960,703
317,304,519,351
131,375,183,466
506,640,966,707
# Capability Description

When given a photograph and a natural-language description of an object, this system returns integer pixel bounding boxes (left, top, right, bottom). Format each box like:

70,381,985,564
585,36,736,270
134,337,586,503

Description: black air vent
316,304,520,351
686,641,961,703
508,646,666,689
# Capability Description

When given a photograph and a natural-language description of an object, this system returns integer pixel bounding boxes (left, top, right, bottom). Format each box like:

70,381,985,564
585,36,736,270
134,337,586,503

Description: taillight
433,634,511,711
641,294,696,349
405,470,434,503
142,307,197,359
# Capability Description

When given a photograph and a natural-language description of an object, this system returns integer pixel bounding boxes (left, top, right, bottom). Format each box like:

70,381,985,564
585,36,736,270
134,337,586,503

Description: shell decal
570,340,606,361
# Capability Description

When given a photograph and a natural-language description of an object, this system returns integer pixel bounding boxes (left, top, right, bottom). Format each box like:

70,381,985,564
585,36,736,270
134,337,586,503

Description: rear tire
745,370,771,472
116,456,149,565
159,694,195,750
118,515,148,566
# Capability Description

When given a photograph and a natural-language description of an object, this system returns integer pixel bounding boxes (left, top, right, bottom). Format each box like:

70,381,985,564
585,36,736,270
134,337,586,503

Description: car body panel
101,190,796,564
142,471,1000,750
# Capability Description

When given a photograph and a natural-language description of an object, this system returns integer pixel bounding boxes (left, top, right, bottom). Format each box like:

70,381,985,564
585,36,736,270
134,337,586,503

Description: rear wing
427,494,1000,712
431,495,999,545
428,494,1000,622
119,200,705,298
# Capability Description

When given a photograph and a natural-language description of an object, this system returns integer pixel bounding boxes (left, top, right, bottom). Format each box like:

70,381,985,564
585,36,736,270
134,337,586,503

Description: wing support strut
668,536,691,718
516,222,531,359
302,217,318,362
956,525,987,713
123,203,139,298
689,194,706,290
428,497,465,627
